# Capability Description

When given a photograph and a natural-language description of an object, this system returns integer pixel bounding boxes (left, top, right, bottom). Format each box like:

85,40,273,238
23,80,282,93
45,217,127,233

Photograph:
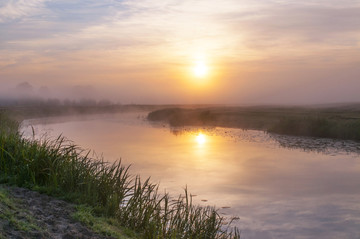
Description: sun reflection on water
195,133,206,145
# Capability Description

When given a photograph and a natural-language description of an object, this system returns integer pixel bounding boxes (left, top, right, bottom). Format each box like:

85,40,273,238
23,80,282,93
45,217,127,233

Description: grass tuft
73,205,138,239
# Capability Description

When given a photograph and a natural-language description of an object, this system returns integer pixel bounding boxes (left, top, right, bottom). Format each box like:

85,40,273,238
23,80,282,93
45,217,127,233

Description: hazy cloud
237,5,360,48
0,0,50,23
0,0,359,104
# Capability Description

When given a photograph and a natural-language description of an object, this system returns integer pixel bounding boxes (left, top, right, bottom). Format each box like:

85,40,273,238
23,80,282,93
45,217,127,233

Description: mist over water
22,112,360,239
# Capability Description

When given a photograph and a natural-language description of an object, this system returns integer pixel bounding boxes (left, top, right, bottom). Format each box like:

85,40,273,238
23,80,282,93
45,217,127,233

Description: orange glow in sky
193,61,209,78
0,0,359,104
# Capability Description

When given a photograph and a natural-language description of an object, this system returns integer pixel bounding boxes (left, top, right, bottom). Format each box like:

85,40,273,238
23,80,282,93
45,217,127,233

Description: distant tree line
0,97,116,107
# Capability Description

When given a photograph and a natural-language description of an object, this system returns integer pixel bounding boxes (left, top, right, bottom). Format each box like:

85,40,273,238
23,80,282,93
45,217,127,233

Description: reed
0,112,239,239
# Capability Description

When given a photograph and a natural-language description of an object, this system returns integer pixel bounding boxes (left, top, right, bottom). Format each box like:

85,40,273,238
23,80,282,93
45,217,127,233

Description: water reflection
195,133,206,145
169,126,360,156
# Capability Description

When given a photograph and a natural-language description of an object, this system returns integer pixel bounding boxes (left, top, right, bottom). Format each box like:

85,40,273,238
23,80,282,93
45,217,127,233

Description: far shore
147,104,360,141
2,101,360,141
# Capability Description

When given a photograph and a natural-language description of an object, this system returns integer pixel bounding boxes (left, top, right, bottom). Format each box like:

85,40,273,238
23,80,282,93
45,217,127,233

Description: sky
0,0,360,104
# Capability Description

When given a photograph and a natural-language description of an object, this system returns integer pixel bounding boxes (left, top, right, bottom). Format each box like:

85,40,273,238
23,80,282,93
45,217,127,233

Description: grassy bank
0,112,239,239
0,186,43,238
0,184,134,238
147,106,360,140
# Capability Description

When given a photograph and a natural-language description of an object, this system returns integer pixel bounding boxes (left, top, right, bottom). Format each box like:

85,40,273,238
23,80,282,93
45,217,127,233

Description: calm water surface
22,112,360,239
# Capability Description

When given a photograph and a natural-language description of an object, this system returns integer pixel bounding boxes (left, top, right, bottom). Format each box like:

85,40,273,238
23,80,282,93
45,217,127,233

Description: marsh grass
0,112,239,239
268,116,360,140
148,107,360,141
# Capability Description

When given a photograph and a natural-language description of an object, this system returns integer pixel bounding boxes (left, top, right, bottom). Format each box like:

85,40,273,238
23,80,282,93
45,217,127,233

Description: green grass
0,112,239,239
73,205,138,239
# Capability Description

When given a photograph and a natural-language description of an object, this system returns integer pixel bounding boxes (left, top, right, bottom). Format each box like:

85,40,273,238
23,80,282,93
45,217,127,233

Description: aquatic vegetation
0,112,239,239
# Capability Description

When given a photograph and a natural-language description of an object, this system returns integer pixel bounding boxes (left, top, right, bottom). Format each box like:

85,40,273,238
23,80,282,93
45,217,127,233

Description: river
22,111,360,239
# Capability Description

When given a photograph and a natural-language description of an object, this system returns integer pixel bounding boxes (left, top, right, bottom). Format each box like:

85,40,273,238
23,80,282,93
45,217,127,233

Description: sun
193,61,208,78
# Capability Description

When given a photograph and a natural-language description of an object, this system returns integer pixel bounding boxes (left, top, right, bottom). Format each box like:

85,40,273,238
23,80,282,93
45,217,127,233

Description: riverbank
0,185,132,239
0,112,239,239
147,105,360,140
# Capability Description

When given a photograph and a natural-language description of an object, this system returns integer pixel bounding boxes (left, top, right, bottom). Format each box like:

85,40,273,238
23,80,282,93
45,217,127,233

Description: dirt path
0,185,114,239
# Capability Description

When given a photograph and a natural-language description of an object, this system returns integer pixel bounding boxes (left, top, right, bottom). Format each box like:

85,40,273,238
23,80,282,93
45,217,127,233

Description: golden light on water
196,133,207,145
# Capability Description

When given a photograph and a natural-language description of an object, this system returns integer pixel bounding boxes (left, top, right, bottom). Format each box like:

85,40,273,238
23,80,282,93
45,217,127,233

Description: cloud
4,0,358,60
0,0,359,104
0,0,50,23
226,4,360,50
